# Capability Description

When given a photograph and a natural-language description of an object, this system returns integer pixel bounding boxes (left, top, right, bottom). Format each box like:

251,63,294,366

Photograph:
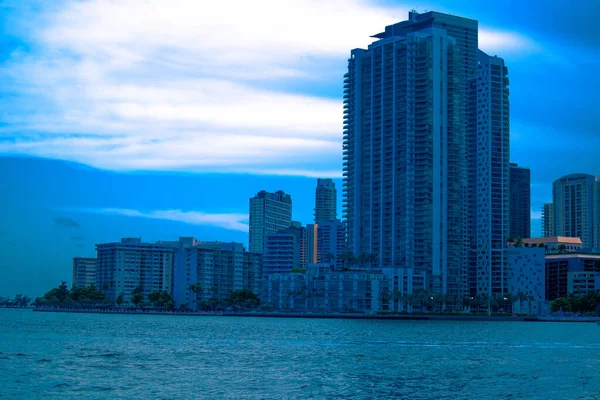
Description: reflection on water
1,309,600,399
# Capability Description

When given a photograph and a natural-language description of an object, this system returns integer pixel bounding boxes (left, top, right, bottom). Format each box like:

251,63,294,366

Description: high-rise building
542,202,555,237
249,190,292,254
343,11,476,296
509,163,531,239
552,174,600,248
96,238,174,303
317,219,346,270
469,51,510,297
171,238,262,308
72,257,97,288
314,179,337,224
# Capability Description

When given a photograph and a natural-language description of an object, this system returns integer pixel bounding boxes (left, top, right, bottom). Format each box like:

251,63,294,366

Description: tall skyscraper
249,190,292,254
470,51,510,296
509,163,531,239
542,202,555,237
314,178,337,223
552,174,600,248
343,11,476,295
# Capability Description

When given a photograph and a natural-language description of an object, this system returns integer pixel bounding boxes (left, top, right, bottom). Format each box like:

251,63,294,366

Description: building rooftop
546,253,600,260
523,237,583,245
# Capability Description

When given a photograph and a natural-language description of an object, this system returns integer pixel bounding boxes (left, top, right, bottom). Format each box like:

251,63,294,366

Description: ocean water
1,309,600,399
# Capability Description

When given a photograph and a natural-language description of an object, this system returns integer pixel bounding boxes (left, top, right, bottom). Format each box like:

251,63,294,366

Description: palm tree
517,291,527,314
558,244,567,254
324,253,336,269
515,238,524,248
358,253,369,269
391,289,401,312
368,253,378,270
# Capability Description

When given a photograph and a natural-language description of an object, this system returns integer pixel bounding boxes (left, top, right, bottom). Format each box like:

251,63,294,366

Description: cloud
530,211,542,220
54,217,81,228
92,208,249,232
1,0,535,177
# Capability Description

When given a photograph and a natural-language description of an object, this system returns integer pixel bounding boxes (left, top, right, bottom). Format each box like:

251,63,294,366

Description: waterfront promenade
30,308,600,322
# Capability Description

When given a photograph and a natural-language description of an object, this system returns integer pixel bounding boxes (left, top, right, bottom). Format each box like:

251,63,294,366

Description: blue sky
0,0,599,296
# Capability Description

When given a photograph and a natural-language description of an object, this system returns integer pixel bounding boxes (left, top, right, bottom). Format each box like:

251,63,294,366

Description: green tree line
550,291,600,314
0,294,32,307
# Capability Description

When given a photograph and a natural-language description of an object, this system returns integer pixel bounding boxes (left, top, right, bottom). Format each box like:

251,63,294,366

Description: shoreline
28,308,600,322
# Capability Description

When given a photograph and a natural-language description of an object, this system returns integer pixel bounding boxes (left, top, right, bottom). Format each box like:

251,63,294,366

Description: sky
0,0,599,297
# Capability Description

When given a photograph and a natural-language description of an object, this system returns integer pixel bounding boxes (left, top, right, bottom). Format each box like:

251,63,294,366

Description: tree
116,293,124,308
368,253,378,270
391,289,401,312
131,286,144,308
538,243,545,249
324,253,336,265
358,253,369,269
515,238,524,248
557,244,567,254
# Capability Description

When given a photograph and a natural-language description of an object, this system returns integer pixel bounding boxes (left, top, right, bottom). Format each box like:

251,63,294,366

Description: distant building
507,247,545,314
314,178,337,224
317,219,346,270
522,237,583,254
542,203,555,237
545,254,600,300
171,238,261,308
72,257,97,288
509,163,531,240
260,264,391,313
249,190,292,254
96,238,174,303
306,224,318,265
263,228,302,274
552,174,600,248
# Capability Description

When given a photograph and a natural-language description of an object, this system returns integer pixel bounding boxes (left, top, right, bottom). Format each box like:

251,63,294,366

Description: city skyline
1,0,599,296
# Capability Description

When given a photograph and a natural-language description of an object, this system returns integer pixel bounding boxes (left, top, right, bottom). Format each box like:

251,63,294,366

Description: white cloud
531,211,542,220
95,208,249,232
2,0,536,177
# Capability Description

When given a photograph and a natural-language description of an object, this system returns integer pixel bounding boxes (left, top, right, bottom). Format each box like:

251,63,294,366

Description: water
1,309,600,399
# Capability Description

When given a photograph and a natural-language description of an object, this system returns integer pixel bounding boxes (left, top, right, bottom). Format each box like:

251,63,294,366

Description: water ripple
1,309,600,399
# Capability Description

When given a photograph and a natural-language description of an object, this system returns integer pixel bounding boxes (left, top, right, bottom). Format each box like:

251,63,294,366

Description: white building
72,257,97,288
96,238,174,303
542,202,555,237
522,236,583,254
171,238,262,308
507,247,545,314
260,264,391,314
249,190,292,254
553,174,600,249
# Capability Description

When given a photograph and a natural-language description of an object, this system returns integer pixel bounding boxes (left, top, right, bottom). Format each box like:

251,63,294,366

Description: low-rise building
545,254,600,300
72,257,97,288
507,247,545,314
260,264,391,314
522,236,582,254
